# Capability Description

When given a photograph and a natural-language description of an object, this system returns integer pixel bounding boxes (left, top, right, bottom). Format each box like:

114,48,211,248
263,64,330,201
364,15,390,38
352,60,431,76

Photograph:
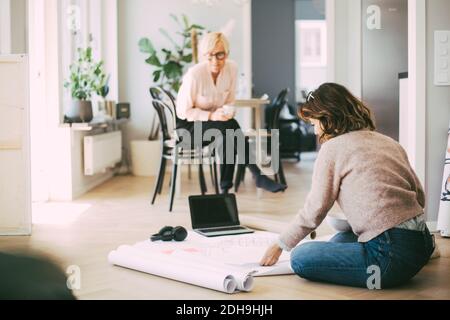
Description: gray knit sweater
279,130,425,251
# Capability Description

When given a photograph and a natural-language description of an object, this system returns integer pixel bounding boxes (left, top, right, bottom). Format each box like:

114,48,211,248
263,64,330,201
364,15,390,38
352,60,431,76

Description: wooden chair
149,89,219,212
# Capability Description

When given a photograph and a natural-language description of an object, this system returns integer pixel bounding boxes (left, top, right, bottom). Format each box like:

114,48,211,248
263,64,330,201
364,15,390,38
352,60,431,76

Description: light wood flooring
1,154,449,300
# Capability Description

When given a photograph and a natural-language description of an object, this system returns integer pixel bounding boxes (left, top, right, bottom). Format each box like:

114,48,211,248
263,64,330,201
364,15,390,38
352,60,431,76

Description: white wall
425,0,450,223
326,0,362,97
118,0,250,150
101,0,119,102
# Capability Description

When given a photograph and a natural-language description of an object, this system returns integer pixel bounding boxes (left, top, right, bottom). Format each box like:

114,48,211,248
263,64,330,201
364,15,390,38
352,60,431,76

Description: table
231,100,274,188
232,99,271,131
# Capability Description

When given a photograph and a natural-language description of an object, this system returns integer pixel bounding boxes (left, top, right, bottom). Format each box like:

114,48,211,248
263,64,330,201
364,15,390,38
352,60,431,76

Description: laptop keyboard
198,226,247,233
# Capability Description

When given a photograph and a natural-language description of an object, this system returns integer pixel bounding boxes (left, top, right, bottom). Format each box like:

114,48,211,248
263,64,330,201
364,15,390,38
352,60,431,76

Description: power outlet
435,31,450,86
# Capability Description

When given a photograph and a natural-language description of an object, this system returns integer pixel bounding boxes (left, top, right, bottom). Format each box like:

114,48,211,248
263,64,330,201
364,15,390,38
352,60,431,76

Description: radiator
84,131,122,176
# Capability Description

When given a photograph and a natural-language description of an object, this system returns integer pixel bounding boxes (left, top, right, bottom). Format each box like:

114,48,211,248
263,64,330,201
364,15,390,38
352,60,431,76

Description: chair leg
209,163,215,186
278,159,287,186
157,158,167,194
199,164,207,195
234,164,245,193
169,161,178,212
188,164,192,180
213,162,220,194
241,167,246,182
151,155,166,205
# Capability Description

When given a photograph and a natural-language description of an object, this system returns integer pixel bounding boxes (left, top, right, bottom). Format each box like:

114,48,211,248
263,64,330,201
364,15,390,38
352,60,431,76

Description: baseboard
72,171,114,200
0,226,32,236
427,221,438,233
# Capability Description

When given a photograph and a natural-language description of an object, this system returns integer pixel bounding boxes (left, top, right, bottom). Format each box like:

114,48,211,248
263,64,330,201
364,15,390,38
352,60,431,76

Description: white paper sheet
108,245,240,294
108,231,333,294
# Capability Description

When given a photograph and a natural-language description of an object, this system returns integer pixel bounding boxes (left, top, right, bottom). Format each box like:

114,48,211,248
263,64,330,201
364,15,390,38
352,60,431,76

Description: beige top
279,130,425,251
176,60,238,122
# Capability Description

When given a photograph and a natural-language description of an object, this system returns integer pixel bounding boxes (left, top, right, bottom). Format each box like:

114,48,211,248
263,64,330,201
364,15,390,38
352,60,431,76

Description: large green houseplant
139,14,205,95
64,46,106,123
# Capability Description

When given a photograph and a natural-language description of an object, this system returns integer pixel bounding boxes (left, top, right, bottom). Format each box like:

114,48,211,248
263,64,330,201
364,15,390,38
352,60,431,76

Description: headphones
150,226,188,242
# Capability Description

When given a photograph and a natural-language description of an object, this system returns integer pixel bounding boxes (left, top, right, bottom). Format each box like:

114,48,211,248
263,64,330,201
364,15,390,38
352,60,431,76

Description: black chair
234,89,289,192
268,89,289,186
150,91,219,212
150,87,216,184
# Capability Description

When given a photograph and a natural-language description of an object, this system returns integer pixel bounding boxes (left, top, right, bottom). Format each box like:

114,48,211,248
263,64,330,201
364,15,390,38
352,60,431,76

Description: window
59,0,103,114
297,20,327,67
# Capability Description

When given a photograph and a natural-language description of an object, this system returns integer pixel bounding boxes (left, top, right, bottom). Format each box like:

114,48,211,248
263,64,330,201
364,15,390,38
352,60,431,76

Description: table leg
254,107,261,131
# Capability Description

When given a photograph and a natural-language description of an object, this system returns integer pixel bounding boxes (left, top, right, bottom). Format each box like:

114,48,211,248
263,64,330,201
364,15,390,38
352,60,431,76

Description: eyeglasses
306,91,316,102
206,51,227,61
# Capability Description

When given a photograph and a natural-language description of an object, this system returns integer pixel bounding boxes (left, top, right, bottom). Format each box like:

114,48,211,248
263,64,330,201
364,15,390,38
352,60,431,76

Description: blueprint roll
171,251,255,292
438,126,450,238
108,245,239,294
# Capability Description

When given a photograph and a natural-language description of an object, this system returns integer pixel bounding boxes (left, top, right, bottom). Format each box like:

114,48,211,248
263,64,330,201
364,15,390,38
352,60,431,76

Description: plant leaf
159,28,180,50
145,54,162,67
188,24,205,31
163,61,183,80
170,14,183,29
153,70,161,83
182,14,190,29
181,54,193,63
139,38,156,54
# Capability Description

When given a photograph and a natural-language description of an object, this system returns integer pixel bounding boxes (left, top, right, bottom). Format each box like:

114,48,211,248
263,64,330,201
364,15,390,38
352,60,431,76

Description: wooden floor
1,154,449,300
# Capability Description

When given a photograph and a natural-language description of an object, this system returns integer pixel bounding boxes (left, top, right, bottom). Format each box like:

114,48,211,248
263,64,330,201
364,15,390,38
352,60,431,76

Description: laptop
188,194,254,237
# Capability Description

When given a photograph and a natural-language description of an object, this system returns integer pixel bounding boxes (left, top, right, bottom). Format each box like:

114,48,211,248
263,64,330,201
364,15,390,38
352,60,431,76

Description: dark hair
0,252,76,300
299,83,376,143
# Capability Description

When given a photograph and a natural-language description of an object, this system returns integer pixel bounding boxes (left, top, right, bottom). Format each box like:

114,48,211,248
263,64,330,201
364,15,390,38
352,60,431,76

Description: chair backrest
270,88,290,130
150,86,180,120
149,87,165,100
152,99,178,143
150,87,177,108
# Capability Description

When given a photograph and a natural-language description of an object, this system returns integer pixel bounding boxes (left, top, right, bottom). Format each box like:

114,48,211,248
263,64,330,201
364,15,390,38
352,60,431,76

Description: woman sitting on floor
260,83,435,289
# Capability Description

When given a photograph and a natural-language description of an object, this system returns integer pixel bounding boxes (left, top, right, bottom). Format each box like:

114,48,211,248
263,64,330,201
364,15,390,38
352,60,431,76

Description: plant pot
66,100,93,123
130,140,162,177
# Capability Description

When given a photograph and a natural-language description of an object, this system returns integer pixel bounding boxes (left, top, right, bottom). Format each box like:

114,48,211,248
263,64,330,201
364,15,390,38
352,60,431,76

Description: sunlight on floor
32,202,92,226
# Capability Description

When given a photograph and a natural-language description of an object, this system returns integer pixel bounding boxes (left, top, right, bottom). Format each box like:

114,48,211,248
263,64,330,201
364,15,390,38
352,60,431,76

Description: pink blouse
176,60,238,122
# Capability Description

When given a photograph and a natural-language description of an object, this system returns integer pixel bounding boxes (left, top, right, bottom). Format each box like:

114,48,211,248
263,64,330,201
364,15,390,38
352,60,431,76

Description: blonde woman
176,32,286,194
261,83,435,289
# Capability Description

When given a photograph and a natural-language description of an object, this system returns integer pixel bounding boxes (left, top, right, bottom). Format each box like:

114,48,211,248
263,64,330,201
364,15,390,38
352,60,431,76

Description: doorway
295,0,327,103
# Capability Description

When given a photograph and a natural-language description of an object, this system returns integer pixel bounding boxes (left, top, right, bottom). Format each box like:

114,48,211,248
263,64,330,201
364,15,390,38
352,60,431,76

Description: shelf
70,118,129,131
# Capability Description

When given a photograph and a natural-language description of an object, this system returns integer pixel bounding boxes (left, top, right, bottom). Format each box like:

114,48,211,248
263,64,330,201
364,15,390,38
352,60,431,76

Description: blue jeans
290,228,435,289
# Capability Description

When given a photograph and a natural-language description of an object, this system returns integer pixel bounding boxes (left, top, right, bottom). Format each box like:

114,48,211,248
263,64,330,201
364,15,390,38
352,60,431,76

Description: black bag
277,105,317,160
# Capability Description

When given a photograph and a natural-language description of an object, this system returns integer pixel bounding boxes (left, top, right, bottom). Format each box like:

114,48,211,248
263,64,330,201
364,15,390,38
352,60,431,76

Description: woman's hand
260,243,283,267
210,108,233,122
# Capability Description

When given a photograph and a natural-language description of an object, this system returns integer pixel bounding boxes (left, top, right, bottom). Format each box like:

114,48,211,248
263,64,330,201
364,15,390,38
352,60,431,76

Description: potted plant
138,14,205,94
64,46,104,123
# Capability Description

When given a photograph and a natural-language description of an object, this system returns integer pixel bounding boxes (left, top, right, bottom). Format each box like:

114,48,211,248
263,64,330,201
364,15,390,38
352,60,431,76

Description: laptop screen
189,194,240,229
